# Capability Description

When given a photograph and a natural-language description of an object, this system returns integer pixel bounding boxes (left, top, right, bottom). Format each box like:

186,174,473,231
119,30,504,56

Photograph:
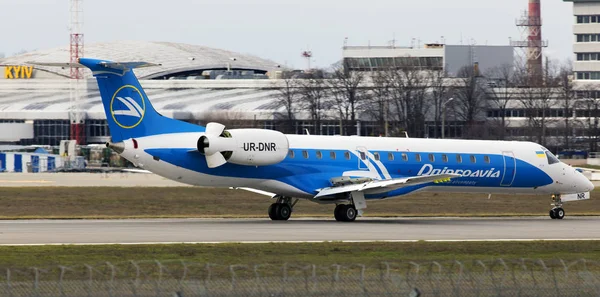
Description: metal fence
1,259,599,297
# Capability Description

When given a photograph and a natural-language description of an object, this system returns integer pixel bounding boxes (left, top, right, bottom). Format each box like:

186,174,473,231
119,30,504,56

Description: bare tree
329,62,368,135
484,63,522,140
364,70,393,136
453,66,488,139
273,77,298,134
386,64,431,137
428,70,450,138
556,61,576,150
297,72,331,135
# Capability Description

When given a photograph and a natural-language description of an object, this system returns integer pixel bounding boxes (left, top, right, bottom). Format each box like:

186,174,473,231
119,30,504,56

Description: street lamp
441,97,454,139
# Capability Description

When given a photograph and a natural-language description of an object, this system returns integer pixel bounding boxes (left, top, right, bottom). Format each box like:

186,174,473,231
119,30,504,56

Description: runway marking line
1,238,600,246
0,180,54,183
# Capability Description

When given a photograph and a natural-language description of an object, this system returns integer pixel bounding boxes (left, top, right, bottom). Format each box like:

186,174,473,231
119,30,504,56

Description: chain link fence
1,259,599,297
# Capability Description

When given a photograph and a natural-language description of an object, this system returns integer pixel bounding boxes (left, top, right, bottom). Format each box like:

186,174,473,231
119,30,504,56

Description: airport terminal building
0,41,288,145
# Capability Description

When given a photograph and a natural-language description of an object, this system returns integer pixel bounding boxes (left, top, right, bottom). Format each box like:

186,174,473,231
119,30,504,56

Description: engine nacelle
197,128,289,167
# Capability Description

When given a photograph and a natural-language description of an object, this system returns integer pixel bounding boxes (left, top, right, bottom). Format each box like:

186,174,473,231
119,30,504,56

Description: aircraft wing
314,173,460,198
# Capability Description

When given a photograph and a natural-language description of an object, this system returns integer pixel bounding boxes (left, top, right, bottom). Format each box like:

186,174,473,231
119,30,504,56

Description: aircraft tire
334,205,357,222
554,208,565,220
343,205,357,222
334,205,345,222
268,203,279,220
549,209,556,219
278,204,292,221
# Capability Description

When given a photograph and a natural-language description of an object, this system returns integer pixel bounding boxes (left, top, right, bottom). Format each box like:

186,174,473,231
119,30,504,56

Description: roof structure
0,80,287,121
0,41,281,79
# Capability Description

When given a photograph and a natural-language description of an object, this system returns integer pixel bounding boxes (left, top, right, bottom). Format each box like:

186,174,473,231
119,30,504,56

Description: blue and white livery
74,58,594,221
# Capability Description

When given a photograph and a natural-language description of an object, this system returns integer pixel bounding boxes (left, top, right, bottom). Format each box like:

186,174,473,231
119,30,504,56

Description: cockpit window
545,151,560,165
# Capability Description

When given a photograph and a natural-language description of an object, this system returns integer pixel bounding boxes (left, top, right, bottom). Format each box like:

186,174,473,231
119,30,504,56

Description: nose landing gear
549,194,565,220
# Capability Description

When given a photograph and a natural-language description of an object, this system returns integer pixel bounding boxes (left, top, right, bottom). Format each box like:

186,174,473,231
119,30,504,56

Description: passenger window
402,153,408,161
456,155,462,163
302,151,309,159
388,153,394,161
470,155,476,163
288,150,295,159
316,151,322,159
359,151,366,160
429,154,435,162
345,152,351,160
484,156,490,163
374,152,380,161
416,154,422,162
442,154,448,162
330,151,336,160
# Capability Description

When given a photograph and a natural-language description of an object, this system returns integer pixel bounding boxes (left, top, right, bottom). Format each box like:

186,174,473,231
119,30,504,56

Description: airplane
32,58,595,222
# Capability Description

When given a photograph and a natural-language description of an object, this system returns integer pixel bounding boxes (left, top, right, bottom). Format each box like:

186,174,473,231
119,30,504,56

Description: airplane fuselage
118,132,593,200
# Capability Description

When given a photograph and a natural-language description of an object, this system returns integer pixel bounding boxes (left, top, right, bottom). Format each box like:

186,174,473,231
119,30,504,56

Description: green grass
0,241,599,269
0,187,599,219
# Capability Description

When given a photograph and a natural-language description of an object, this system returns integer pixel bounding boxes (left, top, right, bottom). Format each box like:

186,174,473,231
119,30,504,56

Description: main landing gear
334,204,357,222
549,194,565,220
268,196,298,221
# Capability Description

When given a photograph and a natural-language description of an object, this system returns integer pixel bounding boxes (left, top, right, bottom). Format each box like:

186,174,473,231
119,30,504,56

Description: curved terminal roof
1,41,281,79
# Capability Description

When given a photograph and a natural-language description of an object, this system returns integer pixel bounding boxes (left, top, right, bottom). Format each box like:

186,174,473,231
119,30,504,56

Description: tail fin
78,58,203,142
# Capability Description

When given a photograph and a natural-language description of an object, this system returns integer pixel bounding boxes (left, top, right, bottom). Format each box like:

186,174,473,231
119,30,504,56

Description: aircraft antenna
69,0,85,144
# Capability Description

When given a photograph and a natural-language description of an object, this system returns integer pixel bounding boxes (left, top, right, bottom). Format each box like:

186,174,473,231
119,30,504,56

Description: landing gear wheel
268,201,292,221
277,203,292,221
268,203,279,220
334,204,357,222
549,195,565,220
553,207,565,220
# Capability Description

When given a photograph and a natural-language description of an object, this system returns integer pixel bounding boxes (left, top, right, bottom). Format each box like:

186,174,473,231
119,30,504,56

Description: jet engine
197,122,290,168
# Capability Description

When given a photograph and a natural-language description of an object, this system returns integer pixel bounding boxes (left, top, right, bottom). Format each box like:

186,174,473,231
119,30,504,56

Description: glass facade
577,15,600,24
576,72,600,80
344,57,443,71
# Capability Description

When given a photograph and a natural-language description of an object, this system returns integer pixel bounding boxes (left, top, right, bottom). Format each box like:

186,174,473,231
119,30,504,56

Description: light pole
441,97,454,139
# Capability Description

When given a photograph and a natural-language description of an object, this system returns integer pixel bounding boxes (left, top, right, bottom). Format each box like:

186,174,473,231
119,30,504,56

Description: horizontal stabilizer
315,173,460,198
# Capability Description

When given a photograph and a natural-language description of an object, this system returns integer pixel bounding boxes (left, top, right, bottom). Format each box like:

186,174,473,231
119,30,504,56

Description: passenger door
500,151,516,186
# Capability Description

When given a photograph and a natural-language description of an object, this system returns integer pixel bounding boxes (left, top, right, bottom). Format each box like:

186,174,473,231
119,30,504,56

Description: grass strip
0,241,599,269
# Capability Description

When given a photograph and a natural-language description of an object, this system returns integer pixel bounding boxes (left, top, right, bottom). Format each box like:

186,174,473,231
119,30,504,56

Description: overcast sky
0,0,575,68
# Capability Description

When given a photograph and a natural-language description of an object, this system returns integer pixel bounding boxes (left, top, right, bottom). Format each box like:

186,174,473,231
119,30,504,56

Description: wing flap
315,174,460,198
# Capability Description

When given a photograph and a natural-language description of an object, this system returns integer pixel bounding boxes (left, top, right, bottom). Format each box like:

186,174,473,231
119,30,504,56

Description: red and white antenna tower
302,50,312,71
69,0,85,144
511,0,547,84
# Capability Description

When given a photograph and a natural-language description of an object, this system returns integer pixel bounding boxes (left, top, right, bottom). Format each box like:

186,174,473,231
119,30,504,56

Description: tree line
269,58,597,152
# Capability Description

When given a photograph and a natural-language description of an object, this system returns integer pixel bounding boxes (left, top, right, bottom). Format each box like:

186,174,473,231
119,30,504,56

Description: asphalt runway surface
1,217,599,245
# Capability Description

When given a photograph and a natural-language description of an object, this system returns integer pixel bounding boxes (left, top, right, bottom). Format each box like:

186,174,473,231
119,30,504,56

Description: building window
576,72,600,80
576,34,600,43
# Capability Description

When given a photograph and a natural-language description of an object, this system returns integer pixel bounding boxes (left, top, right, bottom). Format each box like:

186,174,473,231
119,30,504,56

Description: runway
1,217,599,245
